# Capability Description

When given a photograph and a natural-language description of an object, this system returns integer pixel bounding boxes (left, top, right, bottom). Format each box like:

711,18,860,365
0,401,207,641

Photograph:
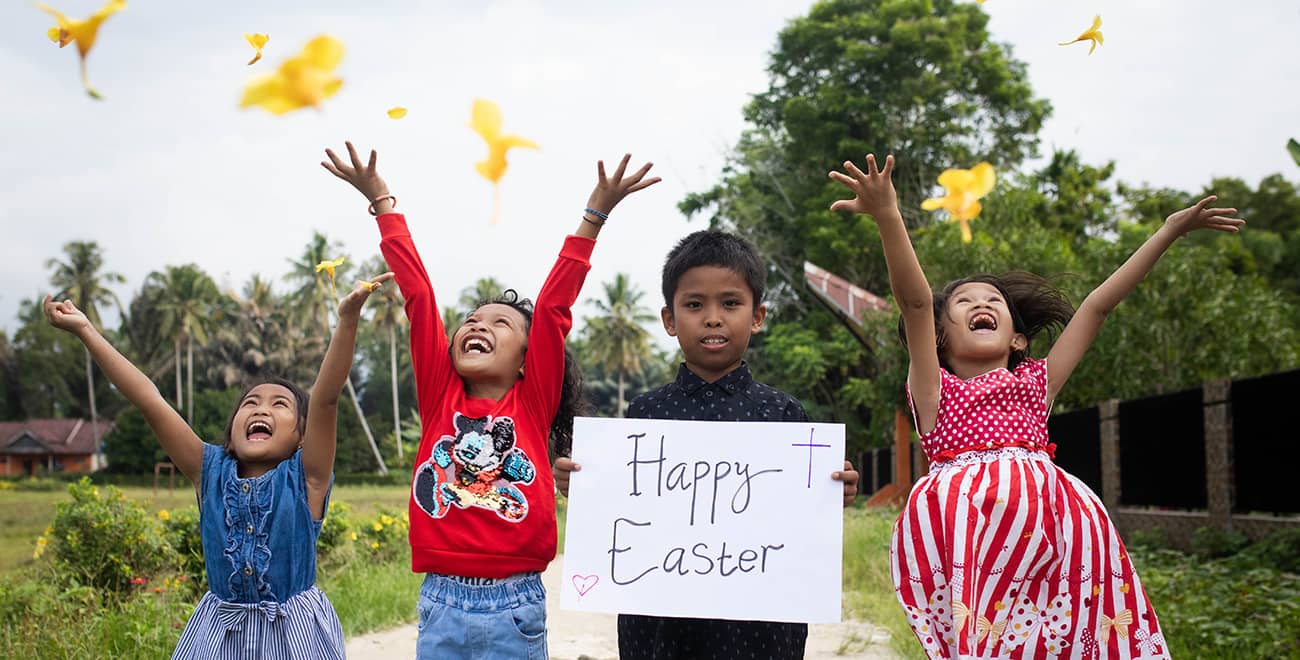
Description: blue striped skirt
172,586,345,659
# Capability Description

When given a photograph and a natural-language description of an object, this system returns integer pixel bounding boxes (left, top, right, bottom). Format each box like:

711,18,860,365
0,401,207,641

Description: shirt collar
673,362,753,397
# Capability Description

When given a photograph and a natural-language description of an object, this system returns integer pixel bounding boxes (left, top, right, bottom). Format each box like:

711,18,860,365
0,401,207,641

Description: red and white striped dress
891,358,1169,659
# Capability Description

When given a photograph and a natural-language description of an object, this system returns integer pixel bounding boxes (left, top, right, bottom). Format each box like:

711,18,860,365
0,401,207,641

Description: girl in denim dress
44,273,392,659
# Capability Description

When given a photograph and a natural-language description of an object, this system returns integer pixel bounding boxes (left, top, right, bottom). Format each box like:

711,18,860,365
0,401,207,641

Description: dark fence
1047,406,1102,496
1232,369,1300,514
1117,387,1206,509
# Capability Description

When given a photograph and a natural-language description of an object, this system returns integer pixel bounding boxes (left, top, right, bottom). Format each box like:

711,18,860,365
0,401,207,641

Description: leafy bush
45,478,176,596
159,506,205,593
358,508,409,562
317,500,357,564
1190,525,1251,558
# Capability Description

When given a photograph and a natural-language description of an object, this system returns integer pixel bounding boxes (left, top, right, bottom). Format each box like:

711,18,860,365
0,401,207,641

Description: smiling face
226,383,304,470
450,303,529,394
662,265,767,383
938,282,1027,369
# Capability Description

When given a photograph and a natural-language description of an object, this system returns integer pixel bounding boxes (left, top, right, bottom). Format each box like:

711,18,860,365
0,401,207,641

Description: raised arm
523,154,659,418
829,154,941,433
301,273,392,517
1046,195,1243,402
44,296,203,482
322,142,451,421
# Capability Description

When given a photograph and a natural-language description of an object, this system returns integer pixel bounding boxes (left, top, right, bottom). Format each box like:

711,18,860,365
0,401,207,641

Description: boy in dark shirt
555,229,859,659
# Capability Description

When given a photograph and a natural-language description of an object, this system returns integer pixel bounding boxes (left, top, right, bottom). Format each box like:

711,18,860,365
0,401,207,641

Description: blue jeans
416,572,548,660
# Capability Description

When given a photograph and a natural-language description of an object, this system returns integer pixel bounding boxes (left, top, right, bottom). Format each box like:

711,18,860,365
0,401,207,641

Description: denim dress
172,444,345,659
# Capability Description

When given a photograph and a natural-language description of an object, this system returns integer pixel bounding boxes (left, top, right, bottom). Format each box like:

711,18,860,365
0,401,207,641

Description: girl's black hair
222,377,311,456
899,272,1075,371
466,289,590,459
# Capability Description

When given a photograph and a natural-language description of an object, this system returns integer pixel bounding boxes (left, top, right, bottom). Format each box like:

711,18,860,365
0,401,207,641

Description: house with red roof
0,419,112,476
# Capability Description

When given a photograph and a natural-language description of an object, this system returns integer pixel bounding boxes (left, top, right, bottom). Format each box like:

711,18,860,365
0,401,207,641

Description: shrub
318,500,357,565
358,508,408,562
1190,525,1251,558
46,477,176,596
1240,527,1300,574
159,506,205,593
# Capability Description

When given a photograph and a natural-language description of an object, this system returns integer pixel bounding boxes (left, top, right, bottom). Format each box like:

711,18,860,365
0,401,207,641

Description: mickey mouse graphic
414,413,536,522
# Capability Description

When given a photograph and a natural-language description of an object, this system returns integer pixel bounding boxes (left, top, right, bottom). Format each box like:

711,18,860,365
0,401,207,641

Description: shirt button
244,565,253,576
246,524,254,534
705,391,714,397
241,482,250,493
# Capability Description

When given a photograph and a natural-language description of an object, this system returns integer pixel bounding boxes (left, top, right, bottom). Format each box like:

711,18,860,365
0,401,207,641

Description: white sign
560,416,845,623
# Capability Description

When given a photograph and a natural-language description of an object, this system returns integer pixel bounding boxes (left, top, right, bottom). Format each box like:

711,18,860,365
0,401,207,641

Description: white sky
2,0,1297,349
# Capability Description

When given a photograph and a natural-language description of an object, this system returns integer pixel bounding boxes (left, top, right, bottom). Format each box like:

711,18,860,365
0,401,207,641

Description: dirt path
346,558,898,659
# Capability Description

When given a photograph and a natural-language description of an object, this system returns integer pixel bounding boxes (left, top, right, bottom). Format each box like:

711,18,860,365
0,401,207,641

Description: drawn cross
791,427,831,488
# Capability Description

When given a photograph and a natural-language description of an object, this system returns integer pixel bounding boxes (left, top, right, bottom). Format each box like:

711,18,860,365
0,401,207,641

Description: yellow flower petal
969,162,996,197
921,198,946,211
240,34,344,115
469,98,504,143
1059,14,1103,55
47,26,64,43
387,106,407,119
245,33,268,65
35,0,125,98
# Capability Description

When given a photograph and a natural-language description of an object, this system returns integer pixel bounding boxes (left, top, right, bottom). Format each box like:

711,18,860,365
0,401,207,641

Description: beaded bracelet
583,207,609,221
368,194,397,216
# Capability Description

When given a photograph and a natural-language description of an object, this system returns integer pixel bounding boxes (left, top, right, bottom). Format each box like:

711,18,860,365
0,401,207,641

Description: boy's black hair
222,377,310,455
660,230,766,311
899,271,1075,372
465,289,591,460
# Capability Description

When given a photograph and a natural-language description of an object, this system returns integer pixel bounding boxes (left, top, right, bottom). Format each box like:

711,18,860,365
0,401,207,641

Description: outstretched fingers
611,153,631,182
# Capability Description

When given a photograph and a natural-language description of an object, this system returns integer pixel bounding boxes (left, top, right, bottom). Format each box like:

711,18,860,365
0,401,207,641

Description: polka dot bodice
909,357,1052,463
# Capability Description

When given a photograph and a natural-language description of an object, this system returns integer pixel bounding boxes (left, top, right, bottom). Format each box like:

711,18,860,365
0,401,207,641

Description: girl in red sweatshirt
322,142,658,659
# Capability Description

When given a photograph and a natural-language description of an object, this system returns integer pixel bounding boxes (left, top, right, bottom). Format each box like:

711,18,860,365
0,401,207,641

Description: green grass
842,505,926,660
322,552,424,636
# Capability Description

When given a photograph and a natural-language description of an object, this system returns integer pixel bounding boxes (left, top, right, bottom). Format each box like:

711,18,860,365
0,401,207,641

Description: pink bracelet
368,194,397,216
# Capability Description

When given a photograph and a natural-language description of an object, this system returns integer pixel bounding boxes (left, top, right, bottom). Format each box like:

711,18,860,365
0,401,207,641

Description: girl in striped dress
45,272,393,659
829,154,1244,659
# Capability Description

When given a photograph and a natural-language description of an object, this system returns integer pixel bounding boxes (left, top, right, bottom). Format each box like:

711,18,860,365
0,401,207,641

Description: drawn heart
572,574,599,597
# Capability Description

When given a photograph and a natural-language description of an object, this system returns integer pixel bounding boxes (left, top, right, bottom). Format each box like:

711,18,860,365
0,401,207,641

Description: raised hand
322,141,392,208
338,272,395,319
1164,195,1245,237
586,154,661,216
43,296,92,335
829,154,898,219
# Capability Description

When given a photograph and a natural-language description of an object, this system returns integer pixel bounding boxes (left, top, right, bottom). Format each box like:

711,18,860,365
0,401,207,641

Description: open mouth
461,335,493,355
246,420,273,442
968,312,998,333
701,335,728,349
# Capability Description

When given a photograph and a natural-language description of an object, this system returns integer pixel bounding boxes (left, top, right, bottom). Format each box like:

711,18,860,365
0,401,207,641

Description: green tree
46,241,125,439
146,264,221,422
285,232,387,475
583,274,656,416
10,298,88,420
358,255,410,464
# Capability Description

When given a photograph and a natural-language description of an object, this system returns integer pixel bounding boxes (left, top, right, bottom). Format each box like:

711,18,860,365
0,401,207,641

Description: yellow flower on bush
371,542,380,550
33,536,48,560
37,0,125,99
157,509,170,521
349,531,358,541
240,35,344,115
372,521,383,532
921,162,996,243
379,514,395,526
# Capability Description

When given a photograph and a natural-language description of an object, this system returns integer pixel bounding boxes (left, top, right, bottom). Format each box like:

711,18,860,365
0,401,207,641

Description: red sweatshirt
376,213,593,577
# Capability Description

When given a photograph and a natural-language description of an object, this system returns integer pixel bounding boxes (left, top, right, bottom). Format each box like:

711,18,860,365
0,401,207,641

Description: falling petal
315,257,346,299
1059,14,1103,55
245,33,268,65
36,0,126,98
921,162,996,242
387,106,407,119
239,34,344,115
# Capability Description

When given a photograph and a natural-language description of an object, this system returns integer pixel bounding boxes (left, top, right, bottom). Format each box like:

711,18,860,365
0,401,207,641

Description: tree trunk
389,323,402,463
84,347,99,445
186,335,194,423
617,370,626,418
174,336,183,410
320,306,388,475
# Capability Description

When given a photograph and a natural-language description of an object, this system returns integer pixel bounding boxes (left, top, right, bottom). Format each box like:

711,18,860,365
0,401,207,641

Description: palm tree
146,264,220,422
584,273,655,416
458,277,506,311
46,241,125,438
286,233,388,475
360,255,408,464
